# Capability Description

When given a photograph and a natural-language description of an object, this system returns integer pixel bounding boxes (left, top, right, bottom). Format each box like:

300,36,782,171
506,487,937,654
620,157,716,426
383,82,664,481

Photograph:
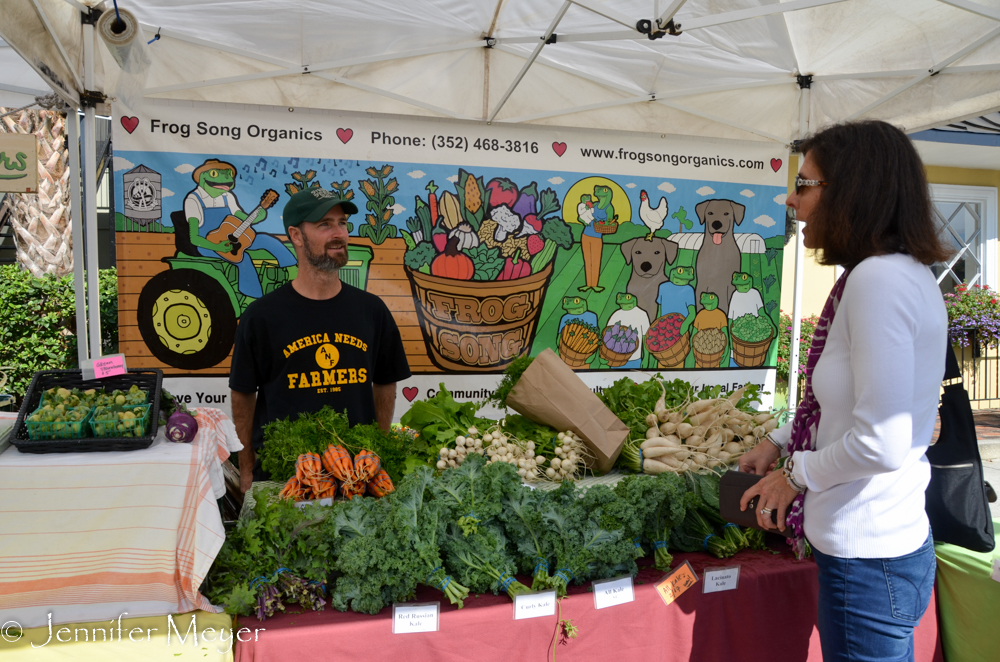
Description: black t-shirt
229,282,411,477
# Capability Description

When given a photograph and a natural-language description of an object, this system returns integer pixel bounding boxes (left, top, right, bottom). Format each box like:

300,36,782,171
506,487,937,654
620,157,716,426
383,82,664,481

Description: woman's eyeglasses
795,176,828,194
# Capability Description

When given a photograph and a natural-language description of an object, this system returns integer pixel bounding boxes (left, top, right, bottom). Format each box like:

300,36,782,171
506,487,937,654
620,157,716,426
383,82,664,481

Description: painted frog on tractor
134,159,372,371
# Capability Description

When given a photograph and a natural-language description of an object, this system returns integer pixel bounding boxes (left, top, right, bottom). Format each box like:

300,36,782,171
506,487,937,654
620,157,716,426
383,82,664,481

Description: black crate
11,369,162,453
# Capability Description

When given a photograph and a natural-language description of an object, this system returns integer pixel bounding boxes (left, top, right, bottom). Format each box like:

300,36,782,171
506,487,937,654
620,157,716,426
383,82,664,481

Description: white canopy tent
3,0,1000,404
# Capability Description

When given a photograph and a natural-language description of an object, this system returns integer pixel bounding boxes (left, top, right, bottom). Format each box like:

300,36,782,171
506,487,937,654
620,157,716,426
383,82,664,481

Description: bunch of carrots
279,445,394,501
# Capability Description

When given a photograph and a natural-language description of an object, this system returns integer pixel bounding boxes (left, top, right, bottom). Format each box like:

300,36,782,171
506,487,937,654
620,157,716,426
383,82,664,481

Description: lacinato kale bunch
670,490,738,559
687,471,748,552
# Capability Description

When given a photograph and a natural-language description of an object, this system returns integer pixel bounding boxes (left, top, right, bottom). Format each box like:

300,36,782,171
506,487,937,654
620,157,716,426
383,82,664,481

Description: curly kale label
513,590,557,620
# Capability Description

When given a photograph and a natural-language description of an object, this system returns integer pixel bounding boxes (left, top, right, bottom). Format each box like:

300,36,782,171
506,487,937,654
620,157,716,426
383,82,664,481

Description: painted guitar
206,189,280,263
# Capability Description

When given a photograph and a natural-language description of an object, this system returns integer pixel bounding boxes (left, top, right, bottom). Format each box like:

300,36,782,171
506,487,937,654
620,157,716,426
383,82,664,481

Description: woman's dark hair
798,120,951,267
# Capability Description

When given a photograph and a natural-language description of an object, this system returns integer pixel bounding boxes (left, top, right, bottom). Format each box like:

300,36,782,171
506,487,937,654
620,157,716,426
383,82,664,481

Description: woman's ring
760,507,773,515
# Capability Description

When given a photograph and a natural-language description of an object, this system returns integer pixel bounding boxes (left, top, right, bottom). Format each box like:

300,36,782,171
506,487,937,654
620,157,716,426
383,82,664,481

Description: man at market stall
230,187,411,493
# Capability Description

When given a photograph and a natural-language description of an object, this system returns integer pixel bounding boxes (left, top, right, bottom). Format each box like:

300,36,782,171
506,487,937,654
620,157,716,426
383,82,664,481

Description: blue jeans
813,533,936,662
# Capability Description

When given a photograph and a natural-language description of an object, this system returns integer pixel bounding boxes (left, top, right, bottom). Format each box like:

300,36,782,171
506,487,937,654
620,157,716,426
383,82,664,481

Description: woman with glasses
738,120,951,662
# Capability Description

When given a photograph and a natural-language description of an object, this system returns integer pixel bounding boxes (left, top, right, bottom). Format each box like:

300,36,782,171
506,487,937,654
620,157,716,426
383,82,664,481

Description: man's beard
302,232,348,272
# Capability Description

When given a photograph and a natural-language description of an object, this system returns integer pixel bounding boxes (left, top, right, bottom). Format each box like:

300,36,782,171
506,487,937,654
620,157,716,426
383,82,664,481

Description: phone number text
371,131,539,154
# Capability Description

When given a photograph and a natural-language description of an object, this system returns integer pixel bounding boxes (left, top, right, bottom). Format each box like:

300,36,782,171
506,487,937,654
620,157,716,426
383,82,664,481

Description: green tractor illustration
136,209,372,371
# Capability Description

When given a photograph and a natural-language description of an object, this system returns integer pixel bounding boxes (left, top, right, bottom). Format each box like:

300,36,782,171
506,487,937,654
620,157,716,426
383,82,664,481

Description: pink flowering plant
944,283,1000,348
777,311,819,382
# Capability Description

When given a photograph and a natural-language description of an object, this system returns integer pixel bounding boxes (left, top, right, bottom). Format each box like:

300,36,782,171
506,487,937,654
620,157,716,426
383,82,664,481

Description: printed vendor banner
113,101,788,413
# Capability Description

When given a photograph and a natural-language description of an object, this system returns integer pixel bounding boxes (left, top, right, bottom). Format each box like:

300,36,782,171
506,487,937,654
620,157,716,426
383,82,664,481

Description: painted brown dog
621,236,678,324
694,199,745,313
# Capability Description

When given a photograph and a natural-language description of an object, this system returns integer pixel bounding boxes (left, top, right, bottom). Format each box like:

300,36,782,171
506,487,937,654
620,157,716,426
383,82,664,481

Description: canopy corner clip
638,18,682,40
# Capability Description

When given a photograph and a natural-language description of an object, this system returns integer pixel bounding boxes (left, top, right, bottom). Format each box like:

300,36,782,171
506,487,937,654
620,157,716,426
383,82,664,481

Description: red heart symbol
402,386,418,402
120,116,139,134
552,142,567,157
337,128,353,144
770,158,782,172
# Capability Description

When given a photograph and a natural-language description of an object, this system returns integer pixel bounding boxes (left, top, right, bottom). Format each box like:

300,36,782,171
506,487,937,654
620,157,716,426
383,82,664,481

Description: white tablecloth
0,407,242,628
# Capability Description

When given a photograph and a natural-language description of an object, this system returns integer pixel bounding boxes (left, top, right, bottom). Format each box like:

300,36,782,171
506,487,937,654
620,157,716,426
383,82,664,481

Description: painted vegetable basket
11,369,163,453
558,321,600,368
599,324,638,368
645,313,690,369
732,327,774,368
592,220,618,234
692,328,727,368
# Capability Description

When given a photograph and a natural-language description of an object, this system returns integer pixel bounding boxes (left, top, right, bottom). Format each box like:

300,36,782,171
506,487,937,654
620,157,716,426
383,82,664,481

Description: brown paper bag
505,348,629,473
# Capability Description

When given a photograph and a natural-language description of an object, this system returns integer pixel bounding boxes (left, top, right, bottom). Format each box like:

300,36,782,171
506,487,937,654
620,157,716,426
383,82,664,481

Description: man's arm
372,383,396,433
231,390,257,494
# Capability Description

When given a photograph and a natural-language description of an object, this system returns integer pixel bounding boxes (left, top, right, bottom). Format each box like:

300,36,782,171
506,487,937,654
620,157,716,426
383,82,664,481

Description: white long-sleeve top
770,254,946,558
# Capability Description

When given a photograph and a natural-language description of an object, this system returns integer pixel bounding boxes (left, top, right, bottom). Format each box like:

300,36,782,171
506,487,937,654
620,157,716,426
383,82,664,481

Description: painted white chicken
638,190,668,239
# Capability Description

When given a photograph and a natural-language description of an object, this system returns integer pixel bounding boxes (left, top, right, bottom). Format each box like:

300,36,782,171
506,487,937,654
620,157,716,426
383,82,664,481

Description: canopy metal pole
488,0,571,122
787,84,811,411
82,20,102,359
656,0,689,29
67,108,89,365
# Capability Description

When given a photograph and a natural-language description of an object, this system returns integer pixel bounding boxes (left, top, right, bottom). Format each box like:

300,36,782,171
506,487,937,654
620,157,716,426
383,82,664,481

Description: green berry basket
90,404,152,438
12,369,162,453
24,405,94,440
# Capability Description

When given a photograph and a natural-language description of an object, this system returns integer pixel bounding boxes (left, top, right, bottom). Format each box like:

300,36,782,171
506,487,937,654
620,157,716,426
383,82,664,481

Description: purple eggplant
511,182,538,220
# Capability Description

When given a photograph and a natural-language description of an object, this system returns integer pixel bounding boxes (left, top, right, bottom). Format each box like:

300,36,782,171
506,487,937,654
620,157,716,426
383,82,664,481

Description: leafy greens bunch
202,489,335,618
399,384,493,473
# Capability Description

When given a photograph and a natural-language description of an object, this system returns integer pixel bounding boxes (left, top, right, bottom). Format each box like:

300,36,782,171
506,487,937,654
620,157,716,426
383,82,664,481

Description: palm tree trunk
0,109,71,277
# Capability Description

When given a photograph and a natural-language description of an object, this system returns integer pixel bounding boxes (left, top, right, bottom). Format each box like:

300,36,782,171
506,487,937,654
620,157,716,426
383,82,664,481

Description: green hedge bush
0,265,118,403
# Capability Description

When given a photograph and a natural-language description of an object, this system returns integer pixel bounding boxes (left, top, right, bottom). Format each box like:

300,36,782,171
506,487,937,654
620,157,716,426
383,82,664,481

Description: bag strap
944,342,962,383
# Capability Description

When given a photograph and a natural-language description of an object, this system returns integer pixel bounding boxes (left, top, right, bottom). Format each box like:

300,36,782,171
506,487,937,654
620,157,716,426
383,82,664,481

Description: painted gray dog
694,199,745,314
621,236,678,324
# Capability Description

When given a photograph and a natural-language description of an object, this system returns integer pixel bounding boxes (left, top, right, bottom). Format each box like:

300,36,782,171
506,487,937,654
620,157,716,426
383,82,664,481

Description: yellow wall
779,157,1000,319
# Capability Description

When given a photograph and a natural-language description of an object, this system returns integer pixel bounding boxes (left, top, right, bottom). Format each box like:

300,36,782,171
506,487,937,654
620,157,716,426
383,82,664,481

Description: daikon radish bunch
436,426,486,470
621,382,782,476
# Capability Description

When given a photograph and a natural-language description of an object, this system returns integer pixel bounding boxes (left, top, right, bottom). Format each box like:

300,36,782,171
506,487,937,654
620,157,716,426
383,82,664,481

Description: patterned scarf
785,269,851,559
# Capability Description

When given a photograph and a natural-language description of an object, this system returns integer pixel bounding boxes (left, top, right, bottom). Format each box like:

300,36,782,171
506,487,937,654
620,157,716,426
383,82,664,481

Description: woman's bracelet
782,465,806,493
765,434,782,451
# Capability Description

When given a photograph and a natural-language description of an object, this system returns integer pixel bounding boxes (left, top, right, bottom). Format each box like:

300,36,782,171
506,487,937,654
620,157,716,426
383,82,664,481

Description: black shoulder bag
925,344,996,552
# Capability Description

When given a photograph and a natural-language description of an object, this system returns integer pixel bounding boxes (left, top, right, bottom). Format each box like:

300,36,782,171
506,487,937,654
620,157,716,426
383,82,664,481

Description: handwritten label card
655,561,699,607
991,558,1000,583
703,566,741,594
592,576,635,610
81,354,128,381
513,590,557,620
392,602,440,634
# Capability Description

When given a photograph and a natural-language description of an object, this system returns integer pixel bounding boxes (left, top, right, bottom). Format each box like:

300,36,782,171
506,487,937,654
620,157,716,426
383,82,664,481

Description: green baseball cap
282,188,359,232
